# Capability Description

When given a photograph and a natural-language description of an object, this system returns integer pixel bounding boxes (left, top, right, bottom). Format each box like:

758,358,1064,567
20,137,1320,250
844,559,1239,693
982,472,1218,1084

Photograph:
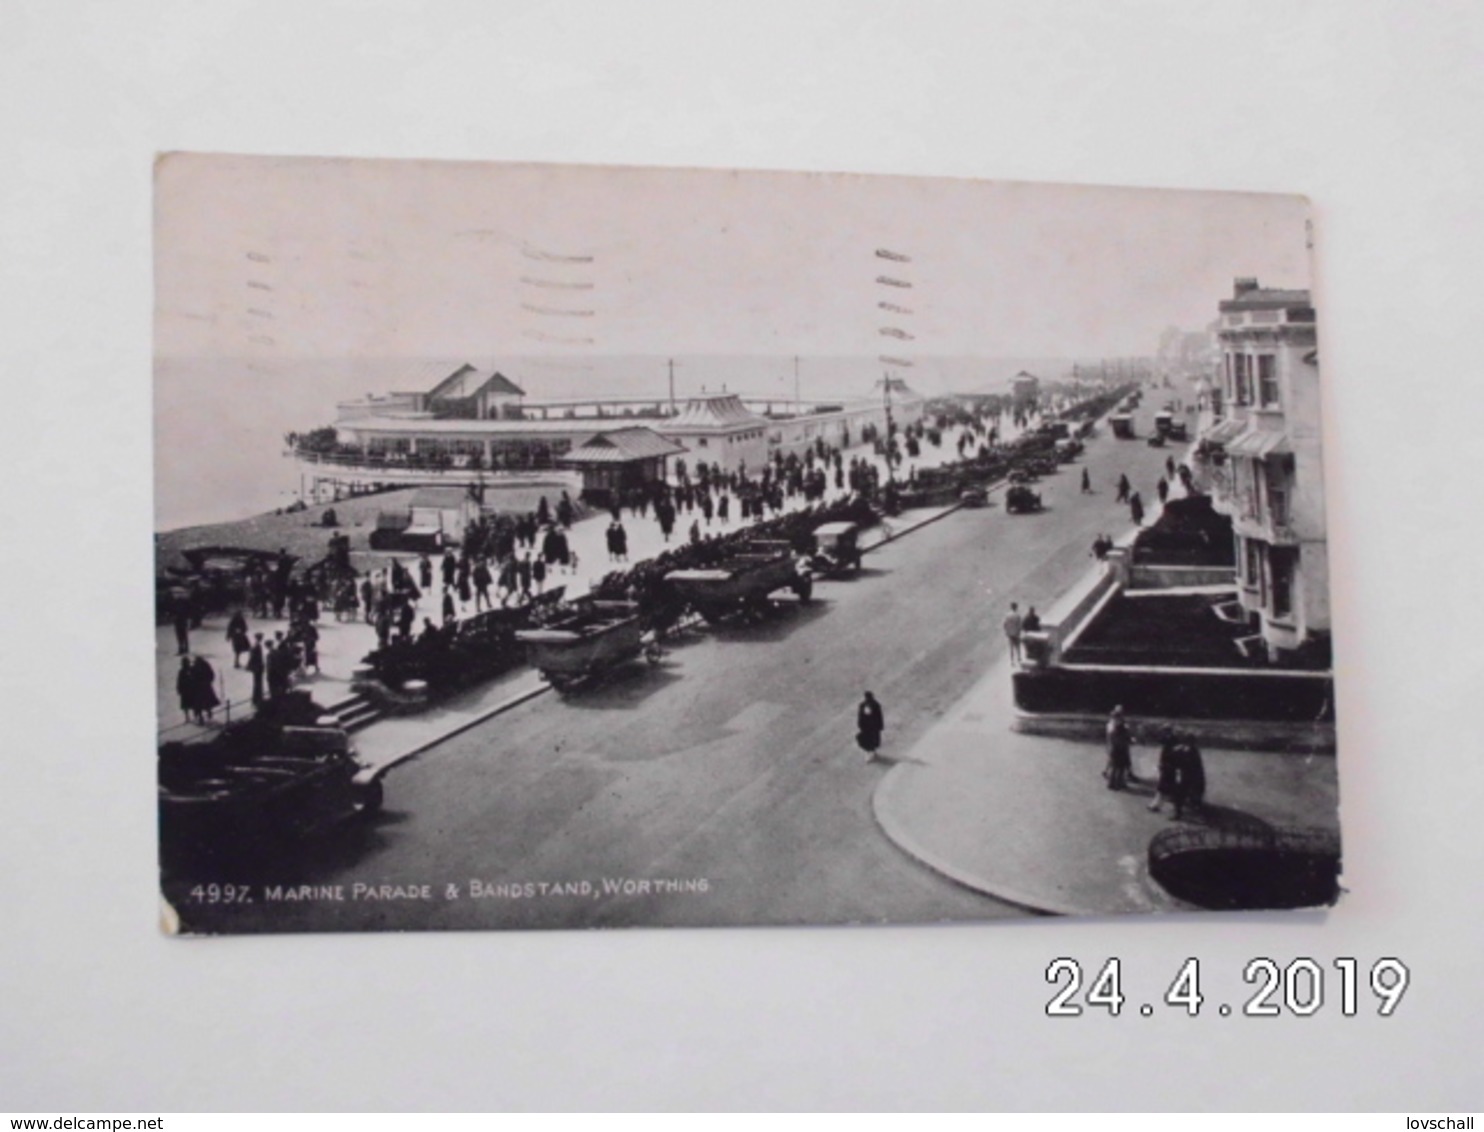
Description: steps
321,691,384,733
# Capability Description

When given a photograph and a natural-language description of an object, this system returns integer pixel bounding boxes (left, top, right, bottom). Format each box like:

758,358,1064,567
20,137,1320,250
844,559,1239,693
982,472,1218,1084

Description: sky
155,153,1312,364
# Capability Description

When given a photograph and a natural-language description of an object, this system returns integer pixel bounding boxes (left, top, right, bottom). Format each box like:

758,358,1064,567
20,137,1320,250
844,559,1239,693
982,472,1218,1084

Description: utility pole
667,358,677,416
793,354,801,414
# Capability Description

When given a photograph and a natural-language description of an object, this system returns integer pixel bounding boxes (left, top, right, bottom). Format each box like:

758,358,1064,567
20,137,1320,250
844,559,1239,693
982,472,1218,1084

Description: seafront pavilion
287,360,928,503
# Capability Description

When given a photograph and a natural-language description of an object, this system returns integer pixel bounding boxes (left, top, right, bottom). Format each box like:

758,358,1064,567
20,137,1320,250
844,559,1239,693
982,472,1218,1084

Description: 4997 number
1044,957,1410,1018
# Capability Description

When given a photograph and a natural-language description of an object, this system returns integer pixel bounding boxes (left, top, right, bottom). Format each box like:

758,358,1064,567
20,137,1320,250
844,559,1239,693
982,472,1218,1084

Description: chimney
1233,277,1260,297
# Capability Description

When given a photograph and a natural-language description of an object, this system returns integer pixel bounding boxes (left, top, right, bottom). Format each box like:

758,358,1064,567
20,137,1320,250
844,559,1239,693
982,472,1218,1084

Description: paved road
174,397,1186,934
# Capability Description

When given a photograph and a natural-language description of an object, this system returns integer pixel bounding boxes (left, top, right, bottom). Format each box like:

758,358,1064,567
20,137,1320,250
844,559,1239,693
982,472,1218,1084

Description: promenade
155,415,1032,742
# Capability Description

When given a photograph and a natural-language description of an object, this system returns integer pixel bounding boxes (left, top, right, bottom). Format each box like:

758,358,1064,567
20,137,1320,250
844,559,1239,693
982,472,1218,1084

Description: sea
153,354,1082,533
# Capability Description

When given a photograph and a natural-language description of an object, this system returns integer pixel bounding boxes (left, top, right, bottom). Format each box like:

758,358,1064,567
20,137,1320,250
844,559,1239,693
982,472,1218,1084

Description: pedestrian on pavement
517,552,533,602
614,521,629,563
1165,455,1176,480
1129,491,1145,526
856,691,885,763
1022,606,1042,633
226,609,250,667
1157,477,1169,504
247,633,266,706
172,602,191,656
299,621,320,675
532,555,547,593
176,657,196,722
360,576,375,624
1104,705,1133,791
191,655,220,724
1174,732,1207,817
1116,474,1131,503
1149,727,1184,817
473,558,493,611
419,554,433,592
1002,602,1024,666
442,586,456,626
1081,467,1092,494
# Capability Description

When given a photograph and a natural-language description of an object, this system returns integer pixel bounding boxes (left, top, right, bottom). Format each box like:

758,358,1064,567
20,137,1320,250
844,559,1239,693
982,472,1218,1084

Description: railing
288,447,573,477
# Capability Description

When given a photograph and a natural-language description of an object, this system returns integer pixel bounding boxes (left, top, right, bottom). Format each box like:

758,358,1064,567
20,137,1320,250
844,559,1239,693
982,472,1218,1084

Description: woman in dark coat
1149,728,1183,817
226,610,251,668
1176,734,1206,815
857,691,885,763
191,656,220,723
177,657,196,721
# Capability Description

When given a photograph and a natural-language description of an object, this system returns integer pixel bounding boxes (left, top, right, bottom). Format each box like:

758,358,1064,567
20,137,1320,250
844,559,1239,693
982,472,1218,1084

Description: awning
1201,418,1247,446
1226,427,1291,459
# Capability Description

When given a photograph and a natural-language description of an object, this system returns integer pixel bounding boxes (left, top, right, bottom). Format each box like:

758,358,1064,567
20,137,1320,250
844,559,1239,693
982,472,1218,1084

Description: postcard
155,154,1337,934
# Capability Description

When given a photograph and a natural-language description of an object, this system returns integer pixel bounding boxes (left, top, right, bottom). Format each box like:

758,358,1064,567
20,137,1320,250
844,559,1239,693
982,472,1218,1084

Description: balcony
1231,489,1300,546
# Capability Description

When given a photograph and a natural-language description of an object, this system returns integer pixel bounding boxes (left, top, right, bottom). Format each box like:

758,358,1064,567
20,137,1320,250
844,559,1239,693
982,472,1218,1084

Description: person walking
1081,467,1092,494
226,609,250,668
299,620,320,675
172,602,191,657
1174,732,1206,818
1157,477,1169,504
247,633,266,707
191,655,220,724
1002,602,1024,666
472,558,493,612
856,691,885,763
1116,474,1131,503
1104,705,1133,791
1129,491,1145,527
1149,727,1184,817
419,554,433,593
176,657,196,722
441,586,457,626
509,552,527,603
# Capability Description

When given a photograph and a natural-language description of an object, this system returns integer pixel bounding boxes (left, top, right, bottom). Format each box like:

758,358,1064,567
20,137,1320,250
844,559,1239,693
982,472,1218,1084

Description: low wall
1021,564,1118,668
1012,664,1335,723
1128,563,1237,590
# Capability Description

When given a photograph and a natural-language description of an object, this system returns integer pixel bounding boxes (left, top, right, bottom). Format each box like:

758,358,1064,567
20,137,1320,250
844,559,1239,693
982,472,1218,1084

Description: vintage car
1005,484,1044,514
516,599,660,692
666,540,813,622
1110,414,1136,439
810,521,864,575
159,711,386,873
958,485,989,508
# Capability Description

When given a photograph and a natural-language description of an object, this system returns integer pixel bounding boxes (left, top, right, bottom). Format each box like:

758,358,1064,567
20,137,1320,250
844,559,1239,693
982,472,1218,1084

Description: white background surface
3,0,1481,1112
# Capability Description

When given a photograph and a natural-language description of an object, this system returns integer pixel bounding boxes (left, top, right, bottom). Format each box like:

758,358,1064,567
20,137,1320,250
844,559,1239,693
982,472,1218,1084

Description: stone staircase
320,690,384,733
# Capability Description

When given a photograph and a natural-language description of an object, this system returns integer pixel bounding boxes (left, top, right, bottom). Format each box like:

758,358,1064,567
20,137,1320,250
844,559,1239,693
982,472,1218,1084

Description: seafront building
290,361,925,501
1193,278,1328,661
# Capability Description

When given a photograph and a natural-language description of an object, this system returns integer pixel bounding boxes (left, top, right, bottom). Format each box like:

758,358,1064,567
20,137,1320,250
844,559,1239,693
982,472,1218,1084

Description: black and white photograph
155,155,1337,933
8,0,1483,1114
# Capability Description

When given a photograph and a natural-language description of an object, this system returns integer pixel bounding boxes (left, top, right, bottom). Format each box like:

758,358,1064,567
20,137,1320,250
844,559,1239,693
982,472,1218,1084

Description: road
175,396,1185,934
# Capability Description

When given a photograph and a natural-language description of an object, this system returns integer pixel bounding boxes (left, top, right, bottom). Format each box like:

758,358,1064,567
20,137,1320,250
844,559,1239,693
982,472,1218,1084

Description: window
1233,354,1251,406
1269,546,1298,619
1244,538,1263,587
1265,464,1290,526
697,437,708,448
1257,355,1280,407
